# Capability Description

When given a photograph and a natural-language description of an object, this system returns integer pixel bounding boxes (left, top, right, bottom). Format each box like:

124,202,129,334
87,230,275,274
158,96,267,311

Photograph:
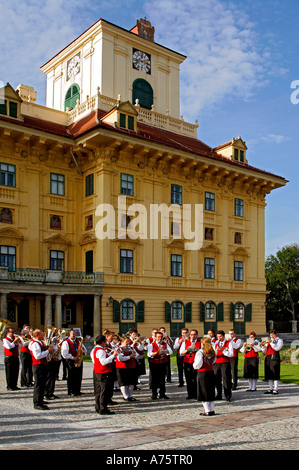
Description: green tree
265,244,299,323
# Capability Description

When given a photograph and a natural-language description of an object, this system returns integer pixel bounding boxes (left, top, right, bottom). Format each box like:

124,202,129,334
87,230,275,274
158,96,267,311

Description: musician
147,331,172,399
129,329,146,388
180,329,201,399
91,335,119,415
173,328,189,387
262,330,284,395
61,329,87,397
3,327,22,391
229,329,242,390
193,337,216,416
146,328,158,389
104,330,118,394
115,336,138,401
213,330,233,402
159,327,173,383
45,336,61,400
207,329,217,344
20,324,33,387
28,329,54,410
240,331,261,391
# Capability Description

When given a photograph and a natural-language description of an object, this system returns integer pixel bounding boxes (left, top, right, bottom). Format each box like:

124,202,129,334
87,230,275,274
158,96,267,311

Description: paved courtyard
1,351,299,452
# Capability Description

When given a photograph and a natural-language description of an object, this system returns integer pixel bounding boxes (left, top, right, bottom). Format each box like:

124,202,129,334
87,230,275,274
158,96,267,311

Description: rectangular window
172,301,183,320
0,163,16,187
0,100,7,115
50,250,64,271
171,184,182,205
234,149,239,161
122,300,134,320
85,173,94,197
235,198,244,217
204,257,215,279
234,261,243,281
240,150,244,162
120,249,133,273
205,192,215,211
120,113,126,128
120,173,134,195
171,254,182,277
0,245,16,271
128,115,135,130
85,250,93,274
50,173,65,196
9,102,18,118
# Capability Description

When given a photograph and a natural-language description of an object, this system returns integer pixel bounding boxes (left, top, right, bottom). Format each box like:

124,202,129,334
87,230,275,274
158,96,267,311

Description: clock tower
41,18,186,119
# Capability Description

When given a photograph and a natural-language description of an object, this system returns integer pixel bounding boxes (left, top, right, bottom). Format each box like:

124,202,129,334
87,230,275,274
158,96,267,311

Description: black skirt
116,367,138,387
196,370,215,402
243,357,259,379
136,356,146,376
265,354,281,380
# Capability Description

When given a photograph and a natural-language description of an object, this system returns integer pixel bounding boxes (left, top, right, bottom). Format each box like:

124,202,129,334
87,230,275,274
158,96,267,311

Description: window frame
50,172,65,196
205,192,215,211
120,173,134,196
172,301,183,321
171,184,182,205
0,163,16,187
121,299,135,321
0,245,16,271
50,250,65,271
171,254,182,277
85,173,94,197
204,257,215,279
205,301,216,320
234,261,244,281
234,198,244,217
120,249,133,274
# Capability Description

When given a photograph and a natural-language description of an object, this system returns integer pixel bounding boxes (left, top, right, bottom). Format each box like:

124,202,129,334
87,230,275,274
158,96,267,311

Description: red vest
92,346,112,374
266,343,280,356
232,337,240,357
4,337,19,357
183,339,201,363
115,347,136,369
29,339,48,365
66,338,80,357
215,341,231,363
244,347,259,358
20,335,30,353
149,341,169,364
197,355,214,372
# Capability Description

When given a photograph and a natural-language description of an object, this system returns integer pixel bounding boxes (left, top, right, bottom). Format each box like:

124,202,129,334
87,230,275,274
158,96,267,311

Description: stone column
45,294,52,326
93,294,101,337
55,295,63,329
0,292,8,319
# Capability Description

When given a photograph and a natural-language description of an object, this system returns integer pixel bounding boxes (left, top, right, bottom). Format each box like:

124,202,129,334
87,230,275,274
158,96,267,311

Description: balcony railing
0,267,104,284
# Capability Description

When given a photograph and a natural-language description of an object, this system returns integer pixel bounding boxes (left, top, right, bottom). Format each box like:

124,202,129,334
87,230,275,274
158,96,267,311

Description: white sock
120,386,128,399
128,385,134,398
274,380,279,391
202,401,210,413
248,379,253,390
268,380,274,391
252,379,257,390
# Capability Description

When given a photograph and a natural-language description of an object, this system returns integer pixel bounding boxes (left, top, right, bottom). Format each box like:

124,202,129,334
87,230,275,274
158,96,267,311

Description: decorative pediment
165,238,185,249
200,242,221,253
0,227,24,239
0,83,23,121
43,234,71,245
101,100,138,131
0,83,22,103
79,233,96,246
230,246,249,257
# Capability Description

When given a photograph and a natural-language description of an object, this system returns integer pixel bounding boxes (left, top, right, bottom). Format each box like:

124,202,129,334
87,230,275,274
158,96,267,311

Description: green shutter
165,301,171,323
230,302,235,321
136,300,145,322
128,115,134,130
216,302,224,322
200,302,205,322
0,100,7,115
113,300,120,323
245,303,252,322
120,113,126,128
185,302,192,323
9,102,18,118
132,79,153,110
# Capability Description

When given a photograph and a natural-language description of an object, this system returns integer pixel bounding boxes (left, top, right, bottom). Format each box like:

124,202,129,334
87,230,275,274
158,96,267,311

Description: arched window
234,302,245,320
205,301,216,320
132,79,153,110
64,84,80,111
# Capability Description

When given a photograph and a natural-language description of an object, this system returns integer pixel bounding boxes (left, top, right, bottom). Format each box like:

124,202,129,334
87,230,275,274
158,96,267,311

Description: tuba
0,318,11,340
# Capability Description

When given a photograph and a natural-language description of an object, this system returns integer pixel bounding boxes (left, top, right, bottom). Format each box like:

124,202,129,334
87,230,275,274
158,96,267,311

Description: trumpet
260,337,270,348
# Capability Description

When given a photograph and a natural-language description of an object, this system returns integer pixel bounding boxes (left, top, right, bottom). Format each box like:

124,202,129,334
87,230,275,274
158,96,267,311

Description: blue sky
0,0,298,257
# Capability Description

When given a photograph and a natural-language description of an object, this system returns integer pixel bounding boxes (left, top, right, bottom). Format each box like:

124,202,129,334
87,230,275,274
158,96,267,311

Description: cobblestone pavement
1,356,299,452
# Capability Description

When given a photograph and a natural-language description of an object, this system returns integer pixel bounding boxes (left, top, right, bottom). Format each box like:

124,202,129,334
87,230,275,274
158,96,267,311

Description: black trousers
149,362,167,397
214,361,232,399
65,359,83,395
32,364,49,406
45,360,60,397
93,371,113,412
5,356,19,390
20,352,33,386
183,362,197,398
230,356,239,387
177,355,184,385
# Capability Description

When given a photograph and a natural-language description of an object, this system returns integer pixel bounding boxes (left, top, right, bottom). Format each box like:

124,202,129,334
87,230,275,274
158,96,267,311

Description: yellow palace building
0,18,286,338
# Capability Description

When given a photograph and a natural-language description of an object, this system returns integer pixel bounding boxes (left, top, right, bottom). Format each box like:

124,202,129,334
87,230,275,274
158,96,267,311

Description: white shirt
90,346,115,366
147,341,172,358
231,337,242,350
214,339,234,357
240,340,261,354
262,337,283,354
61,339,87,360
3,337,17,350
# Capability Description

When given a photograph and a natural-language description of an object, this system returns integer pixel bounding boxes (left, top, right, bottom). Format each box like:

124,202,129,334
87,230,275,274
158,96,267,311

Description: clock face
67,54,81,79
132,49,151,74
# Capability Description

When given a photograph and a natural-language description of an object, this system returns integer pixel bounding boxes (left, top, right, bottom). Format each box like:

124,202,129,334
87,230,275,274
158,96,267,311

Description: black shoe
226,395,232,402
34,404,49,410
159,395,170,399
99,409,115,415
178,384,184,387
264,390,273,394
108,400,118,405
200,412,210,416
128,397,137,401
151,395,157,400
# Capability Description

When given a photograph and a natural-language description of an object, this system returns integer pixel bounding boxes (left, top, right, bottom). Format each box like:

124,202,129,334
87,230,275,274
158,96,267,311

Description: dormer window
214,136,247,163
0,99,20,118
101,100,138,131
0,83,22,120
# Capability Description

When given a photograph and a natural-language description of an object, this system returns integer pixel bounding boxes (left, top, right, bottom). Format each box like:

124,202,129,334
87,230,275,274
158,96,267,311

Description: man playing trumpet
3,327,22,391
147,331,172,400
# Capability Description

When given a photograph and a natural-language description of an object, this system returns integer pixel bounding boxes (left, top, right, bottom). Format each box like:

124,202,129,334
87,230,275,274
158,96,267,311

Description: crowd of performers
1,324,284,416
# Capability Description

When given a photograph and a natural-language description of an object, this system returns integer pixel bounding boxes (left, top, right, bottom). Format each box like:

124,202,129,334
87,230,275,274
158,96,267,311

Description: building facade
0,18,286,337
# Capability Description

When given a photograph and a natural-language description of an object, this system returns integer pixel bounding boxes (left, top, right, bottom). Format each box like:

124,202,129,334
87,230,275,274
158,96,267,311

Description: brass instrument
245,338,255,352
74,336,86,368
0,318,11,340
260,337,270,348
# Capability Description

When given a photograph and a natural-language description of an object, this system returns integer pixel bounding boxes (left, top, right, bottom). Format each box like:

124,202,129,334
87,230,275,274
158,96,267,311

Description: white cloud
144,0,284,121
